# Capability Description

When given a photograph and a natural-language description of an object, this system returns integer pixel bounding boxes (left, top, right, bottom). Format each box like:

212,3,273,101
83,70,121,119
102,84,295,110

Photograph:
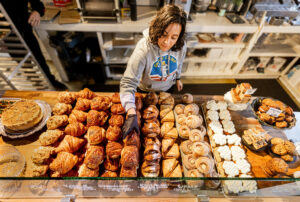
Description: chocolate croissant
58,92,76,104
142,122,161,136
143,144,161,162
49,152,78,175
106,141,123,159
144,92,158,106
55,135,86,153
141,161,160,177
104,157,119,171
120,145,139,167
85,126,106,145
86,110,102,127
144,136,161,148
111,92,121,103
74,98,91,111
158,92,175,106
65,122,86,137
109,114,124,127
90,96,112,111
111,104,125,115
120,165,137,177
76,88,95,100
123,130,141,148
68,110,87,124
106,125,122,141
47,115,68,130
143,105,159,120
84,145,105,170
52,103,72,115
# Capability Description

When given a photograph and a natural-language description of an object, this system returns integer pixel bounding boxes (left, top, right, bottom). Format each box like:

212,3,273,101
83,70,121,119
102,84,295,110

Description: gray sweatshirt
120,29,187,111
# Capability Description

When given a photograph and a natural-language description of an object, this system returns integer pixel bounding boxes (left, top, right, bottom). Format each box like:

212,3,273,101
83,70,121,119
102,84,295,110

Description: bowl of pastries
268,137,298,162
251,97,296,129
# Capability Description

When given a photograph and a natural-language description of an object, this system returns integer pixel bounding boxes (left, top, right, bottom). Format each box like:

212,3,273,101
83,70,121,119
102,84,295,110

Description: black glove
122,114,140,139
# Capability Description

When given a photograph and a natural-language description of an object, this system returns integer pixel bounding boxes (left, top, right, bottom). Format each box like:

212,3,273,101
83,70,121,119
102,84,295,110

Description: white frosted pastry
209,121,223,134
222,120,236,134
212,133,227,146
227,134,241,146
217,101,228,111
224,180,242,194
223,161,239,177
231,146,246,161
236,159,251,174
240,174,257,193
217,145,231,161
206,100,218,111
219,109,231,121
207,110,219,121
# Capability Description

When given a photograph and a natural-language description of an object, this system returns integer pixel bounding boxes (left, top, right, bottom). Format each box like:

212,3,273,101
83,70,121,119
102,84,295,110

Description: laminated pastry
39,129,64,146
144,92,158,106
143,105,159,121
84,145,105,170
31,146,54,165
142,121,161,136
104,157,119,171
186,115,203,129
182,93,193,104
158,92,175,106
101,170,118,177
177,114,187,125
183,154,197,170
265,158,288,176
31,164,49,177
184,104,199,116
189,128,206,142
143,144,161,162
162,158,182,177
162,138,180,159
65,122,86,137
74,98,91,111
49,152,78,175
180,140,193,155
144,137,161,150
106,141,123,159
68,110,87,124
120,165,137,177
76,88,95,100
192,142,210,157
52,103,72,115
90,96,112,111
111,92,121,103
178,125,190,139
85,126,106,145
120,146,139,167
135,95,143,111
141,161,160,177
160,122,178,139
1,99,43,131
111,104,125,115
123,130,141,148
160,108,175,123
47,115,68,130
78,164,99,177
195,157,214,174
174,104,185,115
55,135,85,153
87,110,109,127
109,115,124,127
106,125,122,141
58,92,76,104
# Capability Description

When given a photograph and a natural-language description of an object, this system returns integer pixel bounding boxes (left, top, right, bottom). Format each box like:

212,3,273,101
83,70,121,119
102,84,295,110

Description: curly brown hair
149,4,187,52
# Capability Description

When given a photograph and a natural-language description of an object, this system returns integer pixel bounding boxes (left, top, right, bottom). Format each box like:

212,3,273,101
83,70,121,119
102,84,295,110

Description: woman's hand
28,11,41,27
176,79,183,91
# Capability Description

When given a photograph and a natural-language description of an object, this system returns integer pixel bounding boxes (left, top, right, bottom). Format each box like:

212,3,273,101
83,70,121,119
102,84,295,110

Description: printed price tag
266,107,282,117
245,88,257,95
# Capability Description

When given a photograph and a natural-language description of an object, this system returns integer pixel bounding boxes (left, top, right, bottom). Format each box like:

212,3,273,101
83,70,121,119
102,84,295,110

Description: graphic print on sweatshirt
150,55,177,81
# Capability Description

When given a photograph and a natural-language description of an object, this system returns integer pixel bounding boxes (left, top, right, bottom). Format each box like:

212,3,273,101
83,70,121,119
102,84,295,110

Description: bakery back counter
1,90,300,200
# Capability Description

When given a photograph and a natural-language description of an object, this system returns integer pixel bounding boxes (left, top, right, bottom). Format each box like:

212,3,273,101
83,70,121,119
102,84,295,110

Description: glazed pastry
49,152,78,175
111,92,121,103
76,88,95,99
141,161,160,177
205,170,220,189
120,165,137,177
120,145,139,167
142,121,161,136
144,136,161,147
162,158,182,177
106,141,123,159
123,130,141,148
184,104,199,116
74,98,91,111
87,110,108,127
68,110,87,123
182,93,193,104
192,142,210,157
65,122,86,137
196,157,213,174
104,157,119,171
55,135,85,153
101,170,118,177
90,96,111,111
85,126,106,145
109,114,124,127
143,105,159,120
47,115,68,130
144,92,158,106
135,96,143,111
111,103,125,115
160,109,175,123
160,122,178,139
143,144,161,162
179,125,190,139
183,154,197,170
78,164,99,177
31,164,49,177
162,138,180,159
180,140,193,155
31,146,54,165
52,103,72,115
186,115,203,129
177,114,187,125
106,125,122,141
39,129,64,146
84,145,105,169
58,92,76,104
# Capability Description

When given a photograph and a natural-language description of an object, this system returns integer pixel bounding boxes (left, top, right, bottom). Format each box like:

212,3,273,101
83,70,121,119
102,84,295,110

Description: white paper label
266,107,282,117
245,88,257,95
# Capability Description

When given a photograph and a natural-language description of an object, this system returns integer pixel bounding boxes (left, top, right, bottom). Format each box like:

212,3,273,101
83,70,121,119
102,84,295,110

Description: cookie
284,140,296,155
281,154,294,162
271,144,287,156
271,137,284,145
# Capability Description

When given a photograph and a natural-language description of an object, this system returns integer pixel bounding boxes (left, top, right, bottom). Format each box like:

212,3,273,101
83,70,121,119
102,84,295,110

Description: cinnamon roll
189,129,205,142
195,157,214,174
109,114,124,127
192,142,210,157
174,104,185,115
180,140,193,155
179,125,190,139
187,169,204,187
182,93,193,104
184,104,199,116
177,114,187,125
205,169,220,189
186,115,203,129
183,154,197,170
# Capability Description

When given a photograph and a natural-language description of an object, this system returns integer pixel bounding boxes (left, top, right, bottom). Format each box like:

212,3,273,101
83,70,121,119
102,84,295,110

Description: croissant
144,136,161,148
84,145,105,169
143,144,161,162
160,109,175,123
106,141,123,159
120,146,139,167
52,103,72,115
47,115,68,130
74,98,91,111
143,105,159,120
106,125,122,141
85,126,106,145
76,88,95,99
144,92,158,106
58,92,76,104
174,104,185,115
55,135,85,153
162,139,180,159
65,122,86,137
78,164,99,177
141,161,160,177
135,96,143,111
186,115,203,129
39,129,64,146
104,157,119,171
142,122,161,136
109,114,124,127
86,110,101,127
160,122,178,139
162,158,182,177
184,104,199,116
49,152,78,174
101,170,118,177
68,110,87,124
111,103,125,115
90,96,112,111
158,92,175,106
120,165,137,177
123,130,141,149
111,92,121,103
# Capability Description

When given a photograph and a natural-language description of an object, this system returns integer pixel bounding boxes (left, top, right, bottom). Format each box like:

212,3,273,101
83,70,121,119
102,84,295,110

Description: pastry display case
1,88,300,200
